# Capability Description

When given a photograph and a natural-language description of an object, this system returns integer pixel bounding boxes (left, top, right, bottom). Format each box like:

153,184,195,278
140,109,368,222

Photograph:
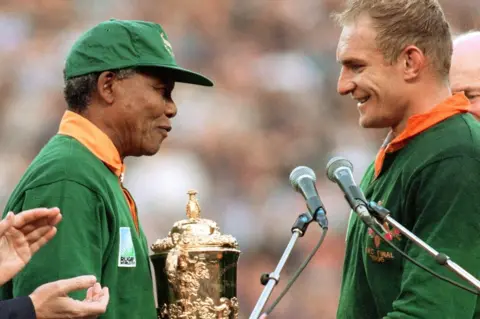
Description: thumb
55,275,98,295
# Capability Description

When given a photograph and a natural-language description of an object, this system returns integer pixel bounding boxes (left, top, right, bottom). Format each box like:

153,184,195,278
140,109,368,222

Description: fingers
91,286,109,311
20,217,54,234
13,207,61,229
53,275,98,296
28,227,58,254
0,212,14,237
92,283,102,302
85,282,105,303
85,286,94,302
68,296,109,316
7,221,58,257
5,226,27,246
25,225,55,243
31,279,108,319
99,287,109,306
65,286,109,317
18,213,62,235
48,213,62,226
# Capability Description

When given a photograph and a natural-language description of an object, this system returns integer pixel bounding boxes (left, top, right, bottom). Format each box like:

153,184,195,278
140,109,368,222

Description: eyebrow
153,81,175,91
338,57,367,66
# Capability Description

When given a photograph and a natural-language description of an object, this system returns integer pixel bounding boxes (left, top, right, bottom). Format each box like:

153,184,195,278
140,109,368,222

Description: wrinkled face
111,70,177,157
336,15,407,130
450,40,480,111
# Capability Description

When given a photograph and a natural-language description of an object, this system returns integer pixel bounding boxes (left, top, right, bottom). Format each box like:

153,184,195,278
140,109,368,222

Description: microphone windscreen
289,166,316,190
326,157,353,182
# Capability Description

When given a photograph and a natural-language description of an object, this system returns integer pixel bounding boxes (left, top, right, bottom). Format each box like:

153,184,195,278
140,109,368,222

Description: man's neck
391,82,452,136
80,107,127,159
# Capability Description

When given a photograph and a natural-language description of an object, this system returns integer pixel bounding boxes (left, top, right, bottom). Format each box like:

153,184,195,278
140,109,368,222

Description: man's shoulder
433,112,480,140
411,113,480,158
19,135,114,189
440,112,480,135
36,134,107,165
36,134,97,160
394,113,480,183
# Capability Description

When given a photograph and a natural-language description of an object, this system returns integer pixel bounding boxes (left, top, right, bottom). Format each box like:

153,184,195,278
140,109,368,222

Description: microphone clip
367,201,391,223
291,212,313,236
291,209,328,236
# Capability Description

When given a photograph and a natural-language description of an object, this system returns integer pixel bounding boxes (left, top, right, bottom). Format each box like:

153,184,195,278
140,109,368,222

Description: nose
165,100,177,118
337,68,356,96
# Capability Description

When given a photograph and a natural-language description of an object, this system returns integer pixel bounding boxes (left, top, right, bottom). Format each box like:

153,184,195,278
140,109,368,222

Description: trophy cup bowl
150,190,241,318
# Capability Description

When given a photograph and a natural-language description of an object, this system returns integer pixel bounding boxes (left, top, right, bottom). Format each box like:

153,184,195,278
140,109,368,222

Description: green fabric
64,19,213,86
0,135,157,319
337,113,480,319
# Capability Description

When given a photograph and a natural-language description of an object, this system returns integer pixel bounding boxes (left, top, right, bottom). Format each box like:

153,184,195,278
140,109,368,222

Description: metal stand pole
248,212,313,319
368,201,480,291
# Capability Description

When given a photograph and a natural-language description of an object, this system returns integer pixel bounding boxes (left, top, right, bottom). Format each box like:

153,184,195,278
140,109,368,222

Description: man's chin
144,145,162,156
359,116,372,128
359,117,387,129
132,144,162,157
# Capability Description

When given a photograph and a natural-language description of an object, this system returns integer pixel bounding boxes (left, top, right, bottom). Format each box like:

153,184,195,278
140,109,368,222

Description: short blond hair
333,0,452,79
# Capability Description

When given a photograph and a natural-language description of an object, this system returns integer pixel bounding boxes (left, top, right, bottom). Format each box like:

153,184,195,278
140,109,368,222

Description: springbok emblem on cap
160,32,174,57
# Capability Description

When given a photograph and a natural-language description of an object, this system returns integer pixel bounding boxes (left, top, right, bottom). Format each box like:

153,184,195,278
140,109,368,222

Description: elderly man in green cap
0,19,213,319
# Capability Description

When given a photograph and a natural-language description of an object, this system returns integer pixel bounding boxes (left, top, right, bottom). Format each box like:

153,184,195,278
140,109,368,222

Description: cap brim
152,65,214,87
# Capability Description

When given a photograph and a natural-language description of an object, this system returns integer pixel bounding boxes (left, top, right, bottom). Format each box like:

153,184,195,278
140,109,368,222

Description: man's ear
402,45,425,81
97,71,116,104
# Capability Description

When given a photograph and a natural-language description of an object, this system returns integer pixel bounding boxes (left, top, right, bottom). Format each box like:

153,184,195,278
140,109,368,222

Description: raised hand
0,207,61,284
30,275,109,319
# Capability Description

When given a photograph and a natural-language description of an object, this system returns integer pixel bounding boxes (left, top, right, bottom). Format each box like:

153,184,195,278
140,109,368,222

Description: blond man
333,0,480,318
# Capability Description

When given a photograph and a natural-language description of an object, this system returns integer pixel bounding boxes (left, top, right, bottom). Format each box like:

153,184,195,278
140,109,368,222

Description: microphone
289,166,328,229
326,157,374,226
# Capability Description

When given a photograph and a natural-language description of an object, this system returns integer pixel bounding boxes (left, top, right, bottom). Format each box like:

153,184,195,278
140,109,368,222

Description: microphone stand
367,201,480,291
248,211,327,319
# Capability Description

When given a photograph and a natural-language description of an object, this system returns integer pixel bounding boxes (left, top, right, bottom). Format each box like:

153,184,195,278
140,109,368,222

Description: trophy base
156,297,239,319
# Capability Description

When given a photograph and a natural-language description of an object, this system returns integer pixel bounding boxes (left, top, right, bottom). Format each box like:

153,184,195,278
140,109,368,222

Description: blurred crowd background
0,0,478,318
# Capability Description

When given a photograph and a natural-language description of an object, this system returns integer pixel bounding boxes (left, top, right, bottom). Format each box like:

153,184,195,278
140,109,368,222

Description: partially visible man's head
333,0,452,130
451,31,480,111
62,19,213,157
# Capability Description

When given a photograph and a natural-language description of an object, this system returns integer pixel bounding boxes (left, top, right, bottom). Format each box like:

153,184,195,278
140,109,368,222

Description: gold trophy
150,190,241,318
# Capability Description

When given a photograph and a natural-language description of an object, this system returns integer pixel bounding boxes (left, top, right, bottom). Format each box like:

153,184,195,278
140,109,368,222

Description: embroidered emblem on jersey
118,227,136,267
365,200,401,263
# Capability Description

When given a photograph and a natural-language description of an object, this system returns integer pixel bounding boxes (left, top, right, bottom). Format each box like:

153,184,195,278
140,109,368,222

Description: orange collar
374,93,471,178
58,110,125,180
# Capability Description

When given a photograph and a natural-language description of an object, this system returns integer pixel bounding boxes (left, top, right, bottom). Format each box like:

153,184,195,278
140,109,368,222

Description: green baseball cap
64,19,213,86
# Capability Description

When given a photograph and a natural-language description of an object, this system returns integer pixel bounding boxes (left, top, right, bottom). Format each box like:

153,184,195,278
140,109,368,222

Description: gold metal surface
186,190,201,219
151,190,239,254
159,248,239,318
150,190,240,319
159,296,239,319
